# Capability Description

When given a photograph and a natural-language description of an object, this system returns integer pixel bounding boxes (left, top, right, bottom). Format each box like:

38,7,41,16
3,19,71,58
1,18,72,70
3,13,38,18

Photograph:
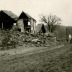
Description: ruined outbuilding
0,10,18,30
17,11,36,33
35,24,46,34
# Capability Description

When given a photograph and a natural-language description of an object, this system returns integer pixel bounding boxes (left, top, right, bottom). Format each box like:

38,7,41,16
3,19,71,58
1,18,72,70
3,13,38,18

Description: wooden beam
2,23,3,29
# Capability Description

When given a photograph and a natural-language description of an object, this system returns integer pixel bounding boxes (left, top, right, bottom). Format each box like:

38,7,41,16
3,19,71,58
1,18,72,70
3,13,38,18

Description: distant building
0,10,18,30
17,11,36,33
35,24,46,34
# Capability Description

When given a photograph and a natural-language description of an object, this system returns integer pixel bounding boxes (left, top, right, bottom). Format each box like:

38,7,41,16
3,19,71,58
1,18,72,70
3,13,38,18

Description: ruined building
0,10,18,30
17,11,36,33
0,10,36,34
36,24,46,34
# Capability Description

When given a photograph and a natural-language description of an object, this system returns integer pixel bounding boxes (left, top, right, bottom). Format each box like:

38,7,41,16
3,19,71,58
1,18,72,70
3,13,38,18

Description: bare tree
40,14,62,33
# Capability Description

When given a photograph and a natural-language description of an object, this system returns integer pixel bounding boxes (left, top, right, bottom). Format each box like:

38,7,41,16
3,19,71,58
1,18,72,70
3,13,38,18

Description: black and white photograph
0,0,72,72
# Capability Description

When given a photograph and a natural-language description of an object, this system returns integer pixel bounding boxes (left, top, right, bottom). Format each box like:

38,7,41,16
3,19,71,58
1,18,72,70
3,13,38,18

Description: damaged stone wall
17,19,24,32
30,18,36,34
17,18,36,34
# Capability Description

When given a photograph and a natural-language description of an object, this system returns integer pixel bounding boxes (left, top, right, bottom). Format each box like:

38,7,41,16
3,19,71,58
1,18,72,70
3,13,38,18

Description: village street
0,44,64,56
0,0,72,72
0,43,72,72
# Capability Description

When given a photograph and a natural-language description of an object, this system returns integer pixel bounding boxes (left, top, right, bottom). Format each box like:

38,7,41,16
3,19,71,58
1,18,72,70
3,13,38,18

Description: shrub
0,31,17,50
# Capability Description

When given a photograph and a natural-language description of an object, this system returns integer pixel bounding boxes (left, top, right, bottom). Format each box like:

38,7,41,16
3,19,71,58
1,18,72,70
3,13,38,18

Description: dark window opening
0,22,13,30
23,20,31,32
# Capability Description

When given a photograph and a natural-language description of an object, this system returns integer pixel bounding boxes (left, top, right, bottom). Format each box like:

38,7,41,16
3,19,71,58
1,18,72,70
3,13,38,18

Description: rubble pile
0,30,57,50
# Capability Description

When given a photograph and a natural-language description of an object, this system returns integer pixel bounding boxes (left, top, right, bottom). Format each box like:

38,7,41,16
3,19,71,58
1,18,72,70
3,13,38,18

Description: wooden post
2,23,3,29
66,27,68,42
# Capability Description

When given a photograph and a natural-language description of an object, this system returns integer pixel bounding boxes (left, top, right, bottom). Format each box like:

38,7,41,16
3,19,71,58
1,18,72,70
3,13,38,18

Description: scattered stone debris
0,29,57,50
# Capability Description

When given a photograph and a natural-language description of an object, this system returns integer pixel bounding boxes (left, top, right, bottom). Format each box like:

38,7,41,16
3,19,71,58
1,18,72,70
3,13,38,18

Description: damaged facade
17,11,36,33
0,10,36,34
0,10,18,30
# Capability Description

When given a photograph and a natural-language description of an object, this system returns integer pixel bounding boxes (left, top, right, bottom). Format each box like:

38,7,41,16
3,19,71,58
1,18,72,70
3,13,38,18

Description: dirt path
0,44,64,56
0,43,71,72
0,44,65,66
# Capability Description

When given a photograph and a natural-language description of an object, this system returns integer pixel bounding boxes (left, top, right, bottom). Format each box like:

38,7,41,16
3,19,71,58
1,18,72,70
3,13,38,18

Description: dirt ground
0,42,72,72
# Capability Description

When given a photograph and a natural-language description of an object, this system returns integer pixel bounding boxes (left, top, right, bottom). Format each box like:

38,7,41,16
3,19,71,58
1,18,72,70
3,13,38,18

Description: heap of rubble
0,30,57,50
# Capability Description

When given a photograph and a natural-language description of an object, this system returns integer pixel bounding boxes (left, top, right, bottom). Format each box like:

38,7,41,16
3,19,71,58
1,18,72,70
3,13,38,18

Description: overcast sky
0,0,72,26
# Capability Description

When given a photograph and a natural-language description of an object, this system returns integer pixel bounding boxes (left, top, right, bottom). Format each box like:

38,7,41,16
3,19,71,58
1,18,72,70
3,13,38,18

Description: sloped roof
19,11,36,21
1,10,18,20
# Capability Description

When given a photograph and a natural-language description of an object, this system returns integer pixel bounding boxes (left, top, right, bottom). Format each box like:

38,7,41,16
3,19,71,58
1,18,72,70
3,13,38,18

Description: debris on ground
0,29,58,50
